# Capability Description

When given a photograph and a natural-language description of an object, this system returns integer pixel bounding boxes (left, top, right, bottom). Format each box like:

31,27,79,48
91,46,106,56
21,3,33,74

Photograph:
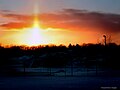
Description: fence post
23,61,26,76
96,59,98,76
71,60,73,76
49,66,51,76
65,65,66,77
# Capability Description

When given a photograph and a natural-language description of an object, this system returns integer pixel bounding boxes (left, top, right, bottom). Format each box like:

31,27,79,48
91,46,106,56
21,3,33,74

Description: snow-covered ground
1,67,120,90
0,76,120,90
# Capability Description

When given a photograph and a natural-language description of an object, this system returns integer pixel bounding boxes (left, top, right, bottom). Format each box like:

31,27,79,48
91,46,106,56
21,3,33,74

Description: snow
1,67,120,90
0,76,120,90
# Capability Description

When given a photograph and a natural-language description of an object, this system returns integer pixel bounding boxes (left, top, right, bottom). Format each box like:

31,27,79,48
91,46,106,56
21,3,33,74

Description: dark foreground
0,76,120,90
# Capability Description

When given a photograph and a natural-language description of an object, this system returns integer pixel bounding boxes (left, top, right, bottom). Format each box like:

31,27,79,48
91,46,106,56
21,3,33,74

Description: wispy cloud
0,22,30,29
41,9,120,33
0,9,120,33
0,10,32,29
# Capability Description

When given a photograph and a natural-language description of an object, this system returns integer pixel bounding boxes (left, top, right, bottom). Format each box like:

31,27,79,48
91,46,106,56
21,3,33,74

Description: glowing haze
0,0,120,46
23,2,49,46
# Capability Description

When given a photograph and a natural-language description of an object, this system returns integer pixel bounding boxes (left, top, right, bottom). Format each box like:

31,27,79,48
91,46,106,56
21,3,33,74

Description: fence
17,65,109,77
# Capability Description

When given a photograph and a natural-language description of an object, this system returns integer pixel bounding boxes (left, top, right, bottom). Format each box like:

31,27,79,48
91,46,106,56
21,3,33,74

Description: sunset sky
0,0,120,46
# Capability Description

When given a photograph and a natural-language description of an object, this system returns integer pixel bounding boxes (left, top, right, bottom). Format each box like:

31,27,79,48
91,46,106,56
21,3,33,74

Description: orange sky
0,1,120,46
0,11,120,46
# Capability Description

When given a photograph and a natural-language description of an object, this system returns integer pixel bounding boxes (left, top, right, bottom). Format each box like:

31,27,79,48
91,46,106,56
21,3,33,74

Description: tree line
0,43,120,74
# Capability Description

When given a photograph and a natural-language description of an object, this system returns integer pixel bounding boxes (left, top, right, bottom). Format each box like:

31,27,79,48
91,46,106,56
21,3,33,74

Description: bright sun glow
22,2,49,46
1,2,68,46
24,17,48,46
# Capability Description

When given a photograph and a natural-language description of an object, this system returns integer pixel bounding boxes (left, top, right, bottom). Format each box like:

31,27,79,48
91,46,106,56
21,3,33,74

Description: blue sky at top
0,0,120,14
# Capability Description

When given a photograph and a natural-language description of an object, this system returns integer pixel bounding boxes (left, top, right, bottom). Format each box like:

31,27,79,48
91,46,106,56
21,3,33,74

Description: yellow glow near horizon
23,16,49,46
1,1,80,46
22,3,49,46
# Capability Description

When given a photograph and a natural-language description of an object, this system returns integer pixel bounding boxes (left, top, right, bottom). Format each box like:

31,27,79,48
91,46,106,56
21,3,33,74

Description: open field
0,76,120,90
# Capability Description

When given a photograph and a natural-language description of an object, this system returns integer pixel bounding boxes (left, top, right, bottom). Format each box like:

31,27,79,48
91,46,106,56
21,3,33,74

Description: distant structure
103,35,107,46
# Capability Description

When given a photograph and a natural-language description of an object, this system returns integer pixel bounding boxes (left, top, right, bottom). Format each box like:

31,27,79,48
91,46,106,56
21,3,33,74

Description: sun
23,17,48,46
1,1,71,46
18,2,51,46
8,2,58,46
22,3,49,46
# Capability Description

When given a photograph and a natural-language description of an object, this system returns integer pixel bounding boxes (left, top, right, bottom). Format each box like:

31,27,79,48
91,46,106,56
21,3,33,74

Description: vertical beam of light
33,0,41,28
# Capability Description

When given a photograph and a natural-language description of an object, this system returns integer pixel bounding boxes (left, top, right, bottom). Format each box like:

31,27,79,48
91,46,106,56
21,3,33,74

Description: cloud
0,9,32,22
1,9,120,33
0,10,32,29
0,22,30,29
1,13,31,21
40,9,120,33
